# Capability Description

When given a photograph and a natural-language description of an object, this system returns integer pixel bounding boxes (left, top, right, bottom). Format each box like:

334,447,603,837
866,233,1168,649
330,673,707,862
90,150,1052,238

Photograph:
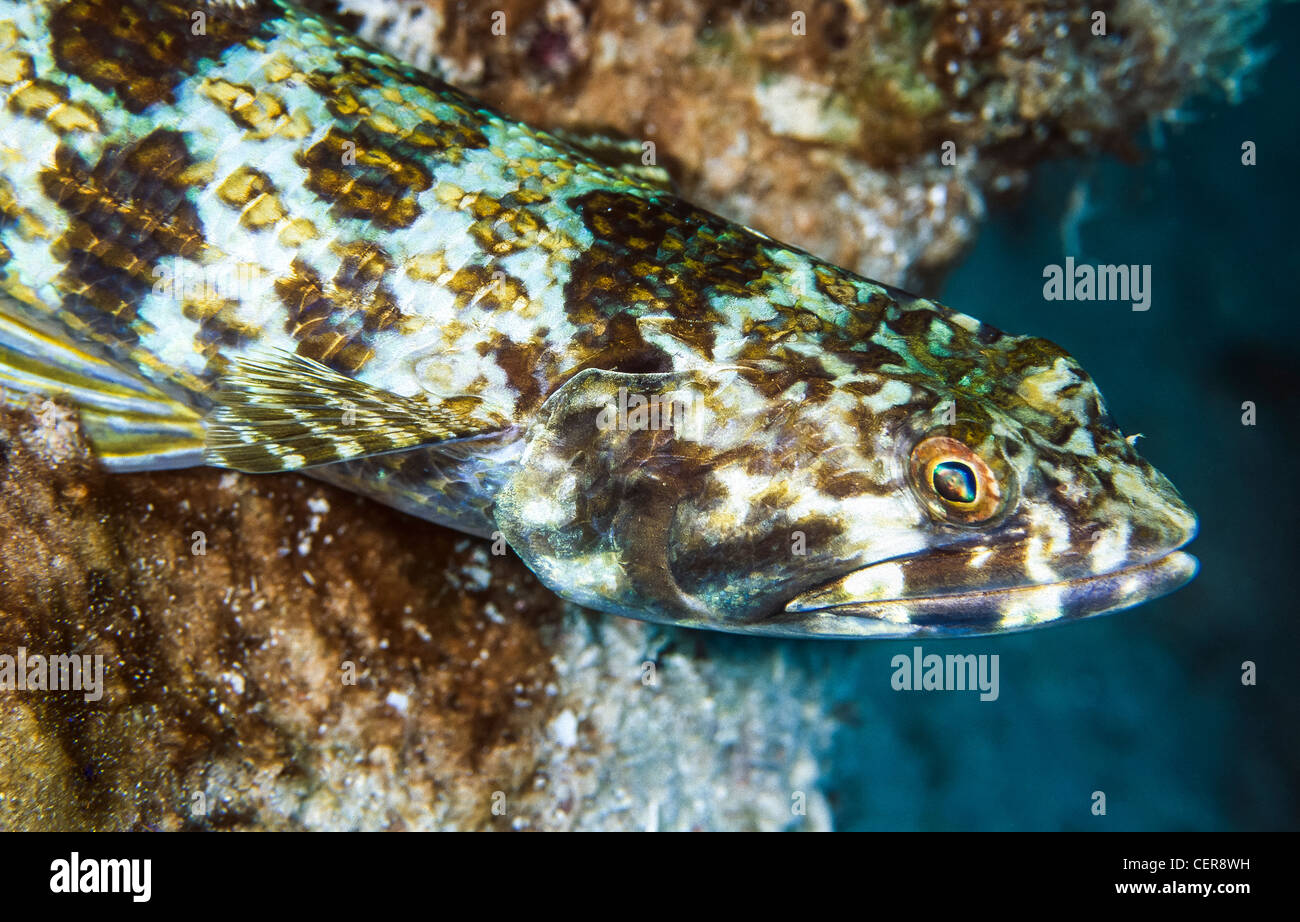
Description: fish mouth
776,548,1199,639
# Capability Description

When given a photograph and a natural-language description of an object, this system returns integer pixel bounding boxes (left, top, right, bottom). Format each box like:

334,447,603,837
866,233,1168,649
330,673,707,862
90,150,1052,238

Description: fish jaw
780,532,1199,639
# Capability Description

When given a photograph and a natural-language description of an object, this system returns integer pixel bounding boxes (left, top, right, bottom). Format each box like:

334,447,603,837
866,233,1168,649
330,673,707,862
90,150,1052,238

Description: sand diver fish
0,0,1197,638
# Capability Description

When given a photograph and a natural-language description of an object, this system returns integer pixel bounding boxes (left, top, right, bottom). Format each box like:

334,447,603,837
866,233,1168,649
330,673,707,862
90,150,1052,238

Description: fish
0,0,1198,638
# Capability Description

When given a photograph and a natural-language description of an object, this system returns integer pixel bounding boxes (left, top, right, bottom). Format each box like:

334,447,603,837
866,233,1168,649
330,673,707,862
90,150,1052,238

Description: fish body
0,0,1198,637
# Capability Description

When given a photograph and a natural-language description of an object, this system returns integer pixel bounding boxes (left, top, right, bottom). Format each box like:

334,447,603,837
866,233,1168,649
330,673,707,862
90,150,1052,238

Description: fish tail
0,297,205,471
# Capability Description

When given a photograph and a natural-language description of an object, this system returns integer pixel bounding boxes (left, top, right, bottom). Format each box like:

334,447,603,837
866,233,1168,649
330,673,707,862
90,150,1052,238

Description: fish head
779,329,1198,636
493,308,1197,638
773,302,1199,637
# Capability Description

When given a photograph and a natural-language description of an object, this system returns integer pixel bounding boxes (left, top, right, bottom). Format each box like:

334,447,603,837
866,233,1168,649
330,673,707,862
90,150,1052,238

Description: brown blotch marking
886,306,944,339
655,422,797,483
1002,335,1077,376
811,264,892,329
974,335,1118,445
1087,420,1122,461
273,249,406,374
463,189,550,256
47,102,100,135
812,264,860,309
216,166,286,230
564,189,776,335
535,421,708,560
199,77,296,140
333,240,389,286
751,482,795,513
1037,463,1096,517
846,392,940,448
880,303,990,385
570,311,674,377
809,266,899,351
241,191,286,230
305,67,369,120
403,112,491,157
1126,519,1164,555
39,130,209,344
481,336,552,414
743,314,800,346
0,46,34,85
7,78,100,135
182,298,259,356
405,251,449,283
686,466,731,516
296,125,433,230
215,167,266,208
49,0,273,115
277,286,352,368
757,271,899,377
331,241,408,337
445,264,531,312
734,341,837,402
1066,516,1106,557
1089,465,1116,499
278,218,319,248
814,465,884,499
670,508,846,603
657,319,716,359
841,377,886,399
0,176,48,240
304,52,491,155
1048,422,1083,449
259,52,296,83
545,382,605,460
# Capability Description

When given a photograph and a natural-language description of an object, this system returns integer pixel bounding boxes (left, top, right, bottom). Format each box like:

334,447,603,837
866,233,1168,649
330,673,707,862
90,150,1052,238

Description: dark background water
702,3,1298,830
825,2,1298,831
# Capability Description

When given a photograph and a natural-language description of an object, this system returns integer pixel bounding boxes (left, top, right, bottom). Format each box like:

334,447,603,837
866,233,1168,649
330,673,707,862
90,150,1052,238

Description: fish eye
909,435,1006,525
932,461,976,504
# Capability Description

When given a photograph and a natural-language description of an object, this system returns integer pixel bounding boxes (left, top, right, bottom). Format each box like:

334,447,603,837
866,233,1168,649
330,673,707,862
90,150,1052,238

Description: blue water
830,4,1298,831
706,4,1299,830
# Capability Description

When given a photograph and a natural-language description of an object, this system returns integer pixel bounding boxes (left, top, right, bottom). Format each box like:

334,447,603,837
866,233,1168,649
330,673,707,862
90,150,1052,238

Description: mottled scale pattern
0,0,1197,637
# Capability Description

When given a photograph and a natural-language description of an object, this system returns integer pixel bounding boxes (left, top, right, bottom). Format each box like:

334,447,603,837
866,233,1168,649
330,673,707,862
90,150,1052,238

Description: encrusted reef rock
0,405,830,830
334,0,1265,291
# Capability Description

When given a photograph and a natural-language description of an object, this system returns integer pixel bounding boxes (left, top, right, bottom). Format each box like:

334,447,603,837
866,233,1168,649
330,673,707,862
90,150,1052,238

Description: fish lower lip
783,551,1199,632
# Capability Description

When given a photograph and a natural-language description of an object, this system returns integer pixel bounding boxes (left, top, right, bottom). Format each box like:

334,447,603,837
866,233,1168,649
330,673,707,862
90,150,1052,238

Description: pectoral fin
204,350,507,472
